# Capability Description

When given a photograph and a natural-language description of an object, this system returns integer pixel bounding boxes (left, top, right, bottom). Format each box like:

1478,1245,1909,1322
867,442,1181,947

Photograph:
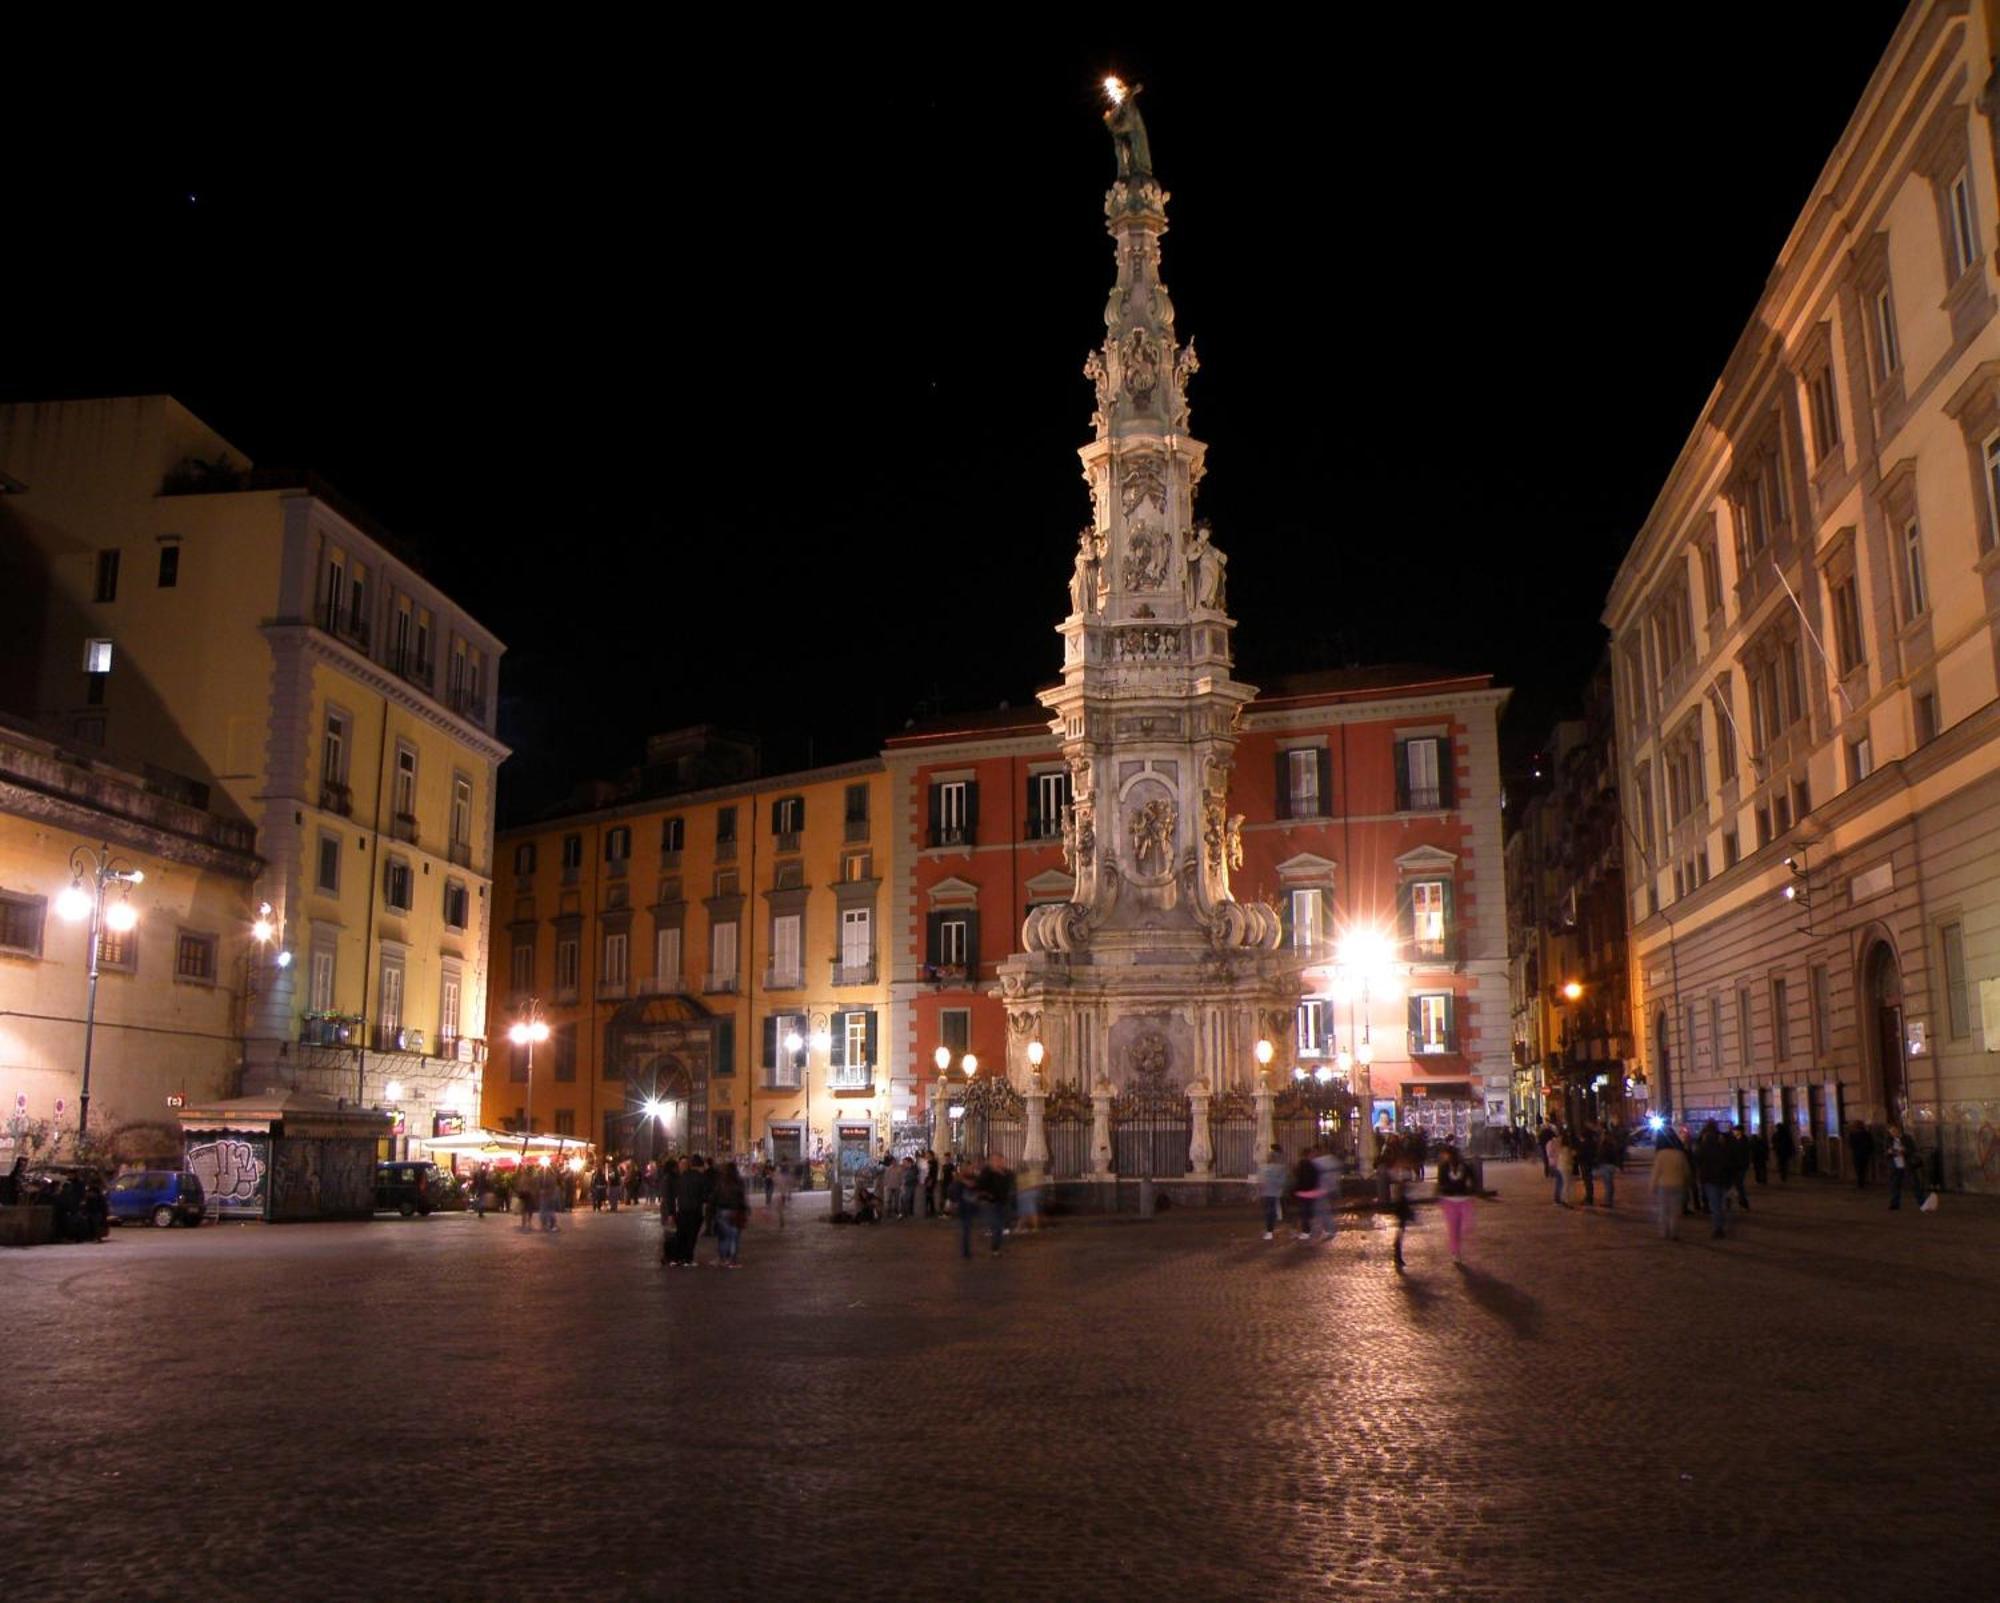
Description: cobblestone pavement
3,1160,1998,1601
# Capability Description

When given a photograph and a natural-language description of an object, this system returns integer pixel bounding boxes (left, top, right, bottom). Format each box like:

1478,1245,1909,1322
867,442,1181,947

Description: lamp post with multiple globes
54,844,144,1145
507,1002,551,1160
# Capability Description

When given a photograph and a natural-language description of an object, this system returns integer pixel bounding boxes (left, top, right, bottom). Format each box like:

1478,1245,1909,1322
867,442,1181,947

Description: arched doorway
1864,941,1906,1119
647,1059,694,1157
1653,1008,1672,1119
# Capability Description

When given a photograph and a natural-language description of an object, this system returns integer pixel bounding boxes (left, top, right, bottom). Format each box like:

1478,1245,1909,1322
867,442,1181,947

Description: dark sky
10,9,1909,818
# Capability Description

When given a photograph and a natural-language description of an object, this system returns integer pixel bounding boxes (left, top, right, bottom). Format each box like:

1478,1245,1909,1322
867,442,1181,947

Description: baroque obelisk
996,80,1298,1160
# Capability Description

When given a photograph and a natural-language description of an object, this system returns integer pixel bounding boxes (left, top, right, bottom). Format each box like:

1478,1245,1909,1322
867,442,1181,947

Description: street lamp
55,844,144,1145
507,1003,551,1158
1331,924,1398,1176
1026,1039,1044,1073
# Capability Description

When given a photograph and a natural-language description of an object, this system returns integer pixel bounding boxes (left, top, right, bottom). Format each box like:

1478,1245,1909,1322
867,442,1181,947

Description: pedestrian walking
1576,1125,1600,1209
1848,1120,1875,1187
537,1164,560,1232
951,1162,979,1258
1591,1126,1618,1210
773,1158,794,1229
1695,1121,1733,1238
1547,1127,1573,1207
980,1153,1015,1255
1383,1139,1417,1272
1436,1145,1475,1263
1255,1146,1288,1241
1726,1126,1752,1210
1885,1122,1930,1212
712,1160,747,1267
1649,1137,1690,1240
670,1157,709,1266
1771,1120,1795,1184
1748,1128,1769,1186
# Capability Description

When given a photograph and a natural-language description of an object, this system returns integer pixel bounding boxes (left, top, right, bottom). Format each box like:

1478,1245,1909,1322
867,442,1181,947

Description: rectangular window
510,941,534,995
713,1016,735,1080
394,745,418,822
451,775,473,850
553,1109,576,1137
556,936,581,994
1288,887,1323,952
1709,996,1723,1069
1723,829,1739,868
83,638,113,675
554,1024,577,1082
322,710,348,789
157,544,180,588
1873,285,1900,378
440,972,462,1042
1404,738,1443,810
1902,520,1927,620
383,859,413,911
1831,577,1864,674
710,921,738,986
662,816,684,854
1413,993,1452,1054
1984,434,2000,552
93,549,120,602
941,1008,971,1056
1809,365,1842,460
96,920,135,972
772,796,803,837
175,930,217,983
766,1012,807,1087
844,1010,871,1073
561,833,583,872
1949,168,1978,278
841,908,870,970
770,913,801,985
1700,538,1723,617
605,826,631,871
0,892,46,957
1286,748,1320,816
1915,692,1939,746
1771,976,1790,1063
603,930,628,989
443,879,469,929
716,808,738,846
1942,921,1970,1039
1410,881,1446,958
316,831,341,894
1737,987,1754,1070
938,916,969,967
515,842,537,877
1847,737,1873,787
655,926,681,988
1810,963,1831,1059
1033,770,1069,839
938,781,969,843
310,946,336,1013
1296,1001,1326,1057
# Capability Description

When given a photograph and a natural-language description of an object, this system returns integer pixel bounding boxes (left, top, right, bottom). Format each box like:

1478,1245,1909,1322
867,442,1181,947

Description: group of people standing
658,1155,748,1268
1256,1137,1478,1271
1538,1120,1630,1210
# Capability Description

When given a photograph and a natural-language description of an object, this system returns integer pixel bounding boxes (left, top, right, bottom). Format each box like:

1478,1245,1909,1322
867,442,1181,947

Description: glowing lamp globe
105,899,138,934
56,883,91,923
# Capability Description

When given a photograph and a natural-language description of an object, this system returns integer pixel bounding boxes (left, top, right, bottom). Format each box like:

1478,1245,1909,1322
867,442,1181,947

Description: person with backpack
1292,1146,1323,1241
1885,1122,1930,1212
1255,1146,1289,1241
711,1159,748,1266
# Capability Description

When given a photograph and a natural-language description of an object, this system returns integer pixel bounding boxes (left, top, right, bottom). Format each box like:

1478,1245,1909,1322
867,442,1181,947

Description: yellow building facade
0,397,506,1152
487,745,895,1174
0,716,262,1163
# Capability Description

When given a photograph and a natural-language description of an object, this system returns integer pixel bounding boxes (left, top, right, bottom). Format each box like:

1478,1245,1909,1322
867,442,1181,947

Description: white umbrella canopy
417,1129,594,1163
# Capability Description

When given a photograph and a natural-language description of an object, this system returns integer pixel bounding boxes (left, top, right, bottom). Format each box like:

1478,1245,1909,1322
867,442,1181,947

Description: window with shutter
1273,750,1292,821
714,1016,736,1080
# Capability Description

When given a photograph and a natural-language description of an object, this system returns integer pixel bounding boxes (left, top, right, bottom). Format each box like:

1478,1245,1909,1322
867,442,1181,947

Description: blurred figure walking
1435,1145,1475,1263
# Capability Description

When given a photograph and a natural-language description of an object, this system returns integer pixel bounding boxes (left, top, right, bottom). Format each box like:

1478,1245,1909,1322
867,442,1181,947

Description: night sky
10,9,1908,819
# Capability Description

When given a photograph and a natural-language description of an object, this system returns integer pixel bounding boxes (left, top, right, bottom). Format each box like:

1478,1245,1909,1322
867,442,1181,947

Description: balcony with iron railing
639,975,688,996
374,1024,427,1054
448,837,472,868
843,816,870,843
1026,816,1064,841
703,972,739,994
716,838,738,863
829,1064,873,1094
831,957,877,986
319,780,353,817
775,830,801,854
927,825,976,848
388,644,434,691
763,965,804,991
319,596,370,652
392,813,420,845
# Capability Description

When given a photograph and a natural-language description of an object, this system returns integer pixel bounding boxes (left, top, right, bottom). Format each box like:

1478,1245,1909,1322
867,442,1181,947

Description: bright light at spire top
1103,75,1127,106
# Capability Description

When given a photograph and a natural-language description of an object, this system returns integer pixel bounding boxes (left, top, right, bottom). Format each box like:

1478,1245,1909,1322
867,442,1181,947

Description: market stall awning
417,1128,593,1160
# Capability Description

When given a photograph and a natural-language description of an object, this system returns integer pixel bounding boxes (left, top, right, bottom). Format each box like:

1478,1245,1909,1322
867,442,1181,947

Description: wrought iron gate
1045,1082,1092,1179
959,1078,1025,1164
1113,1071,1190,1178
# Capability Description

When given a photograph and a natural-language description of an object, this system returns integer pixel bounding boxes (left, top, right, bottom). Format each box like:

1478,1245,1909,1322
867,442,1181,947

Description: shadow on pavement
1456,1264,1542,1340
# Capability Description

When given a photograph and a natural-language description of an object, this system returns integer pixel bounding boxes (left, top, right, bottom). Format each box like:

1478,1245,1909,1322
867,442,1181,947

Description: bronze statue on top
1103,77,1152,180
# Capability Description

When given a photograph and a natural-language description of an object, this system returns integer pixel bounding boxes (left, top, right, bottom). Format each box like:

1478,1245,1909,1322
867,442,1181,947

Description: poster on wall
432,1111,466,1138
185,1132,271,1219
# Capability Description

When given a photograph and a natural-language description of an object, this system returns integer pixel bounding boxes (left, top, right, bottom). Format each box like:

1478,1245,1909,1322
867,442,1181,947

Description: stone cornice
0,776,262,881
501,756,884,837
266,622,511,764
1243,688,1509,732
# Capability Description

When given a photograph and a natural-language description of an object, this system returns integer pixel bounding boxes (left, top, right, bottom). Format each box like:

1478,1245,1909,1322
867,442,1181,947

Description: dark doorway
1866,942,1906,1118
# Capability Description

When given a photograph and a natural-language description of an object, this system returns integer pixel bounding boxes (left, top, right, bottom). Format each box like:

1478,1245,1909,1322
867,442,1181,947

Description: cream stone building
1606,1,2000,1188
0,397,505,1152
0,715,261,1162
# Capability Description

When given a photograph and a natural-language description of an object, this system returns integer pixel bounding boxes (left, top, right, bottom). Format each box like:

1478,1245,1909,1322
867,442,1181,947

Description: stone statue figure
1129,798,1174,873
1186,520,1226,611
1104,83,1154,180
1069,529,1102,616
1083,348,1111,433
1226,813,1245,871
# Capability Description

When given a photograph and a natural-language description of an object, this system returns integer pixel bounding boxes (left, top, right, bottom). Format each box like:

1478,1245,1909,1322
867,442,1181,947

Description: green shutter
1315,748,1332,816
926,911,944,967
1441,880,1457,963
830,1013,847,1069
928,784,942,845
763,1015,777,1071
964,782,980,840
1397,881,1415,951
714,1017,735,1078
964,910,981,973
864,1009,878,1069
1407,995,1422,1055
1394,743,1411,811
1274,750,1291,820
1437,740,1457,809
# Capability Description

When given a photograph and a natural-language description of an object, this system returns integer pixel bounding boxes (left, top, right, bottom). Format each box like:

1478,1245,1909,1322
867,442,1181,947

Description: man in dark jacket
1748,1128,1769,1186
1695,1122,1733,1237
1576,1126,1600,1208
670,1157,709,1266
1770,1120,1796,1183
1848,1121,1875,1187
977,1154,1015,1256
1725,1127,1751,1209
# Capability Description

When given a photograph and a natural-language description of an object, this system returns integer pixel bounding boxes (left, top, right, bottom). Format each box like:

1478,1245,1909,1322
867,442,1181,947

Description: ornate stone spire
1025,81,1279,958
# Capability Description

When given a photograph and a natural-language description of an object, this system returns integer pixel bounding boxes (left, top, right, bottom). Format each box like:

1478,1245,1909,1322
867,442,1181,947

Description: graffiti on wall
186,1136,269,1216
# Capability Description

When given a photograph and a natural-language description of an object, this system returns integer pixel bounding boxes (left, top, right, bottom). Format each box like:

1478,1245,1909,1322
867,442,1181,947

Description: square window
157,545,180,588
174,930,217,983
1915,692,1939,746
316,832,341,894
0,892,47,957
443,880,469,929
83,639,113,675
514,841,537,877
93,549,120,603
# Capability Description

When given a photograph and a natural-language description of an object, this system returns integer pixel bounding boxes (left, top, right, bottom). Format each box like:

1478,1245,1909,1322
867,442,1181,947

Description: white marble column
1090,1078,1115,1178
931,1086,952,1158
1023,1072,1049,1167
1187,1078,1213,1177
1253,1069,1275,1157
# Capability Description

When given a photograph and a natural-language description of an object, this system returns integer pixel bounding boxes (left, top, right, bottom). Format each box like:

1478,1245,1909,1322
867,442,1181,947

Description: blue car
107,1169,206,1228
